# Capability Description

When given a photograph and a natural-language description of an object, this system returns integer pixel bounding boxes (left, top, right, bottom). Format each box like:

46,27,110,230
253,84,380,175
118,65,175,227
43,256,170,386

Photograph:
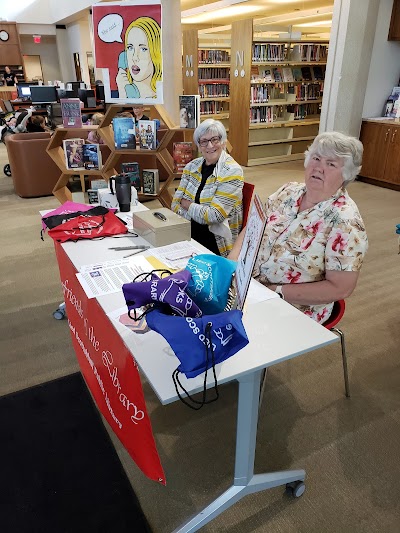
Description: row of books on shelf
200,101,228,115
63,139,102,170
252,65,325,83
199,84,230,98
249,102,320,123
252,43,328,63
198,49,230,64
113,117,158,150
250,82,323,104
198,67,230,80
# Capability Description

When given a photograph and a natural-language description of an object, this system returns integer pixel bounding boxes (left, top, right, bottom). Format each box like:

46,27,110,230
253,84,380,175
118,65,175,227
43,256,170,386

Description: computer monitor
17,85,31,98
96,84,105,102
66,82,83,98
30,85,58,105
57,88,75,101
78,88,95,107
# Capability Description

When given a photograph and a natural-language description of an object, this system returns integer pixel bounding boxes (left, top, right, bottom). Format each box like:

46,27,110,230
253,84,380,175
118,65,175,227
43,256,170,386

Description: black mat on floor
0,373,151,533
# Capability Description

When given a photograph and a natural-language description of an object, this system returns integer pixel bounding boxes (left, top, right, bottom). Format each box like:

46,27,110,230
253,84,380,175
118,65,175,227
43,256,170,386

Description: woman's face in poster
126,26,153,83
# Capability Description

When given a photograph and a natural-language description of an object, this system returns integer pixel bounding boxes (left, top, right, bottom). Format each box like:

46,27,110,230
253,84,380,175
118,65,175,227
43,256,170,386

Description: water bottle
109,174,131,212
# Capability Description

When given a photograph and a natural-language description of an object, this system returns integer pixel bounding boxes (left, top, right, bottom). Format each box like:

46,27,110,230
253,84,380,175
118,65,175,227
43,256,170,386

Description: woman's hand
116,68,129,98
181,198,192,211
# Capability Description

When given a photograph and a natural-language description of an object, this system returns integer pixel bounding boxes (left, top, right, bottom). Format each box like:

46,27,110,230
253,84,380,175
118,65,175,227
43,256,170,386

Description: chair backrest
323,299,346,329
242,181,255,227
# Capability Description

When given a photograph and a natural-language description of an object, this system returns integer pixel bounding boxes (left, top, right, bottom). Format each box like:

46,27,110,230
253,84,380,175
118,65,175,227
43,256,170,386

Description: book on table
178,95,200,128
137,120,157,150
142,169,159,195
173,142,194,173
112,116,136,149
60,98,82,128
121,161,141,191
63,138,85,170
82,143,102,170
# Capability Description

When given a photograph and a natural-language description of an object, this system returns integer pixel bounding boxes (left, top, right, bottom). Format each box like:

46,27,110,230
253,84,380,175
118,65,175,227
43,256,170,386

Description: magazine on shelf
178,95,200,128
301,66,313,81
142,169,159,195
292,67,303,82
234,193,268,310
312,65,324,81
60,98,82,128
272,67,283,83
82,143,102,170
173,142,194,173
112,116,136,149
63,138,85,169
383,86,400,118
282,67,294,83
121,161,141,191
262,68,274,82
137,120,157,150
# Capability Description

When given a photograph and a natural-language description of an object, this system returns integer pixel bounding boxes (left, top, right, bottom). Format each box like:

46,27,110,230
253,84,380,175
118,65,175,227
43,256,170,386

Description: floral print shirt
253,182,368,323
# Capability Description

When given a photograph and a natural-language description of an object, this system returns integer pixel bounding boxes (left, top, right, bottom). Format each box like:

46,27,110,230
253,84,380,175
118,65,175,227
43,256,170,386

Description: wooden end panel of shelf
229,18,253,166
182,29,199,94
388,0,400,40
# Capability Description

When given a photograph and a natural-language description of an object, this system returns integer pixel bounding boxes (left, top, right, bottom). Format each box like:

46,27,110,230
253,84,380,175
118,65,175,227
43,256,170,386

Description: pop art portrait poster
92,1,163,105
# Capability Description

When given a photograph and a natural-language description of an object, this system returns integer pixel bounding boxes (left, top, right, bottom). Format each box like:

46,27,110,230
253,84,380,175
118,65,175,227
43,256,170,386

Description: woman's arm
187,164,244,225
264,270,359,305
171,171,190,214
228,228,245,260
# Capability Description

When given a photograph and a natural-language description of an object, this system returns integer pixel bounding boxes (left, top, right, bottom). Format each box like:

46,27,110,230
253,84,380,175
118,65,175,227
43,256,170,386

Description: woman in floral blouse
230,131,368,323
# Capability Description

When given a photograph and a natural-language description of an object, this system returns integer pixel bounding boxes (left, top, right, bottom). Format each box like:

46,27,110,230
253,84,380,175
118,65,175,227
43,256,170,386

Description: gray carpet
1,143,400,532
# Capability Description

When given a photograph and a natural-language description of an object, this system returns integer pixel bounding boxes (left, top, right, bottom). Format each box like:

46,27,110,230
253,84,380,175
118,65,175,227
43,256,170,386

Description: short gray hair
304,131,364,185
193,119,227,147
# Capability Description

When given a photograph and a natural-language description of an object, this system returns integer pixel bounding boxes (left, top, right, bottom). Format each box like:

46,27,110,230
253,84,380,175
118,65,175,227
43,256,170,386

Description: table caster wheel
286,481,305,498
53,307,66,320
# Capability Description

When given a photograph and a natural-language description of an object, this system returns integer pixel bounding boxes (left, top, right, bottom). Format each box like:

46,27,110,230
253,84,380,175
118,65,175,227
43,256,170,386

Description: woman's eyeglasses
198,136,221,147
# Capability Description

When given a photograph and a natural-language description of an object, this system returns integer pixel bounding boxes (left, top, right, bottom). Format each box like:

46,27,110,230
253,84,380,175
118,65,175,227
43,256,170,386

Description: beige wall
20,34,62,83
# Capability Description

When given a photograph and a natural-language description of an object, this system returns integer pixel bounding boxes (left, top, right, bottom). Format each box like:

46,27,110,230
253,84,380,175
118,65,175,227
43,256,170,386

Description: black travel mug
109,174,131,212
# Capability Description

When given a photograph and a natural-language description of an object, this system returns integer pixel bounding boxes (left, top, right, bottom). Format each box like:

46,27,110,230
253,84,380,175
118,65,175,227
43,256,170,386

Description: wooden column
229,19,253,166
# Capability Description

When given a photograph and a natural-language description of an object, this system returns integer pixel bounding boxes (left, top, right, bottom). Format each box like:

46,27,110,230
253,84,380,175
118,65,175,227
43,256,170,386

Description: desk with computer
11,82,105,118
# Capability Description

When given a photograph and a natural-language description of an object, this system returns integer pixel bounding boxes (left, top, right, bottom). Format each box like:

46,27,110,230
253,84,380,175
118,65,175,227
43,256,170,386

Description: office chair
259,299,350,409
242,181,255,227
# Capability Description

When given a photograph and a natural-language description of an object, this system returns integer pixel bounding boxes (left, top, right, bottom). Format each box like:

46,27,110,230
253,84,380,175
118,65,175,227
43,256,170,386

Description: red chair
323,300,350,397
242,181,255,227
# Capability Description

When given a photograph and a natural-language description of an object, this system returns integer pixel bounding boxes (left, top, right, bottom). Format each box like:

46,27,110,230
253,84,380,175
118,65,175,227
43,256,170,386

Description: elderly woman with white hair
171,119,243,257
230,131,368,323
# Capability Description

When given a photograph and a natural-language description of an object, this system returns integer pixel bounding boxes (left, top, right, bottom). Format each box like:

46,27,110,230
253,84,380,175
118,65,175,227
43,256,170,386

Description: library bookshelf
183,29,230,130
229,18,328,166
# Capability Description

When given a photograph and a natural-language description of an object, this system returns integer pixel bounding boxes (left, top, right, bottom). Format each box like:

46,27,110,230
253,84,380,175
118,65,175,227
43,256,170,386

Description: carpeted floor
0,373,151,533
1,142,400,532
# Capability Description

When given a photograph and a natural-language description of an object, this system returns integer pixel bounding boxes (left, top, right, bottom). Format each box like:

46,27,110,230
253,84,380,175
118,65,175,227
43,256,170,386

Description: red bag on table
48,209,127,242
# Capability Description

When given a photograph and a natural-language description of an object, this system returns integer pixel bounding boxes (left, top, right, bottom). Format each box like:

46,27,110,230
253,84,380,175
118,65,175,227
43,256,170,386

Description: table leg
173,370,305,533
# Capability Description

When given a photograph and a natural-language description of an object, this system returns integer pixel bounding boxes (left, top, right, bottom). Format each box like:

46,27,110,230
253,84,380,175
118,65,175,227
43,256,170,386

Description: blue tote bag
146,308,249,409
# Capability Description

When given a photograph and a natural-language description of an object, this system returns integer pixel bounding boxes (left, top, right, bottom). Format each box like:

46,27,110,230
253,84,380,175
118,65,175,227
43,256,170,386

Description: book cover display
83,144,102,170
60,98,82,128
383,86,400,118
137,120,157,149
113,116,136,149
173,142,193,173
179,95,200,128
121,161,141,191
63,138,85,169
142,169,159,195
92,2,163,105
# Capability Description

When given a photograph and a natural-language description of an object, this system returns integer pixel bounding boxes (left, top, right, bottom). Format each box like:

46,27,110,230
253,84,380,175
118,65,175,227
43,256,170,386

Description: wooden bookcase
47,126,105,203
183,29,230,129
0,22,26,84
98,104,183,208
229,18,328,166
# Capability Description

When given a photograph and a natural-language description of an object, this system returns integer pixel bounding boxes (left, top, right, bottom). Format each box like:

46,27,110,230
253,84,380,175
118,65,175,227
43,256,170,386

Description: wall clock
0,30,10,41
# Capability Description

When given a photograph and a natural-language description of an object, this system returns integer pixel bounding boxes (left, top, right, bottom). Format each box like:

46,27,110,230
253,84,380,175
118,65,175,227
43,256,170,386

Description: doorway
23,55,43,82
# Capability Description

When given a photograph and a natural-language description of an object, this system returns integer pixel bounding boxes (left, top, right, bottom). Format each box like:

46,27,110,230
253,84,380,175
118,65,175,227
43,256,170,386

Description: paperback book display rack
47,125,106,203
98,104,182,208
